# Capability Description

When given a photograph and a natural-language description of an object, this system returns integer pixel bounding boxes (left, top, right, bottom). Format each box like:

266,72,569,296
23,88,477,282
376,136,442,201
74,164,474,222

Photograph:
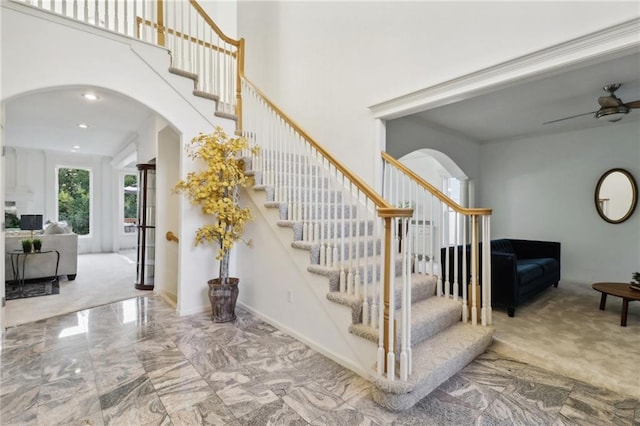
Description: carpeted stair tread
407,297,462,347
169,67,198,83
326,292,363,324
349,323,378,342
326,274,437,325
308,239,384,264
193,90,220,101
370,322,494,411
214,111,238,121
307,252,402,276
291,240,312,251
277,220,295,228
288,220,376,243
349,295,462,345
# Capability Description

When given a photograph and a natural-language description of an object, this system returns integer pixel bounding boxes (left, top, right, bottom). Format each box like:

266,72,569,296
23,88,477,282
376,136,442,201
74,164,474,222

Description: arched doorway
398,148,470,207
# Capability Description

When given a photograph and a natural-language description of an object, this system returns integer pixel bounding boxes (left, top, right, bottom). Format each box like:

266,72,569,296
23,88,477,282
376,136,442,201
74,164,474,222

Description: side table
8,249,60,298
592,282,640,327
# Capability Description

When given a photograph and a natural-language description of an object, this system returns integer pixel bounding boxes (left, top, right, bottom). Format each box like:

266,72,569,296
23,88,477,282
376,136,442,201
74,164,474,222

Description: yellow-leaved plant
175,127,259,285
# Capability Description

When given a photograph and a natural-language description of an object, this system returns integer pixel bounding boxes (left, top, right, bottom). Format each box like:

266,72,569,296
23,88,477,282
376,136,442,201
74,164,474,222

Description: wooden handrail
241,76,394,212
136,17,237,57
166,231,179,243
188,0,240,47
381,151,492,216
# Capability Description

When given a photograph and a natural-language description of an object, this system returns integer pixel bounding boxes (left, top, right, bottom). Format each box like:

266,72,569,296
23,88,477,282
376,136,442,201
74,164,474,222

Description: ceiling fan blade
623,100,640,109
598,96,622,108
543,111,597,125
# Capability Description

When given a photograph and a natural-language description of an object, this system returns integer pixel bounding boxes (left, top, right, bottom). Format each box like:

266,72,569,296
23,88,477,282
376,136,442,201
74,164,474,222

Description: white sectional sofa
5,232,78,281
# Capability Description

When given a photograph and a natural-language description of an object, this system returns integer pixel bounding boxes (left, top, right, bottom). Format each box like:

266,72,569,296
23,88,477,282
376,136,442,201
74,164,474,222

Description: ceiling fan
543,83,640,125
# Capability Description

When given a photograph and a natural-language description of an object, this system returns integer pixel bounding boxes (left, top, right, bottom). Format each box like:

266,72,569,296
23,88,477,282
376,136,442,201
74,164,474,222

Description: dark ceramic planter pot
207,278,239,323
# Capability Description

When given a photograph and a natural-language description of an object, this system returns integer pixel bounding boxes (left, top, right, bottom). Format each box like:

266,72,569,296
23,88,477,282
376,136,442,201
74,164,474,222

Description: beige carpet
3,250,148,328
490,281,640,399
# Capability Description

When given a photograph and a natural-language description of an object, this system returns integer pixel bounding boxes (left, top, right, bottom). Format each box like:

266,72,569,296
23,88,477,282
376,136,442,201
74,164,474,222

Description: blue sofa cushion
524,258,559,275
516,260,545,285
491,239,515,255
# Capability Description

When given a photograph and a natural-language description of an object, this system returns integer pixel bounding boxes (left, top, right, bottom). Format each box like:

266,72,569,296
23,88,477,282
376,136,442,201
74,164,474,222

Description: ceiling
404,51,640,143
3,52,640,158
5,86,154,158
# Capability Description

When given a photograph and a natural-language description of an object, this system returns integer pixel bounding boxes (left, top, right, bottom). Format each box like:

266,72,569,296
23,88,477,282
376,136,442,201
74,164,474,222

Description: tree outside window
124,174,137,233
58,167,91,235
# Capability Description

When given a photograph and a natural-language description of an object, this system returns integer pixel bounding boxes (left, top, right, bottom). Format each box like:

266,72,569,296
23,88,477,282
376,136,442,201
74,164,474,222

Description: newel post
382,216,392,372
470,215,480,325
377,207,413,376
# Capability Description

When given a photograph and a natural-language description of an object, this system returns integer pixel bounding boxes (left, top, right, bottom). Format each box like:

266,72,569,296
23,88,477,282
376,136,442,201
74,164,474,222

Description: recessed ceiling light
77,123,89,129
72,145,80,149
82,93,99,101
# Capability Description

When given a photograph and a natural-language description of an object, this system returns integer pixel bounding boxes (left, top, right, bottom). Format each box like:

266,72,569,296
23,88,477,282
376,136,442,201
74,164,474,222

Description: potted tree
175,127,258,322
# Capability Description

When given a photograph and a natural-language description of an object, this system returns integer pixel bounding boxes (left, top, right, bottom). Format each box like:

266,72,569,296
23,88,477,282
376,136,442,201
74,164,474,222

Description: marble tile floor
2,295,639,426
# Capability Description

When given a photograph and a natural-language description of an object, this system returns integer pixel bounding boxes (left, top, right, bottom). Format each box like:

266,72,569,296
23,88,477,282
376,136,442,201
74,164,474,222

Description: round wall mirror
595,168,637,224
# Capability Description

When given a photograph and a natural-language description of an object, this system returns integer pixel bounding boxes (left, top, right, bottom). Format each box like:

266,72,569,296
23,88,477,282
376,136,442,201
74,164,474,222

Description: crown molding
369,18,640,120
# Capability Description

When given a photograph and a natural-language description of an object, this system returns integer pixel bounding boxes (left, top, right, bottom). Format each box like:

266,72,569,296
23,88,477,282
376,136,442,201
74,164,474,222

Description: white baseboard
237,301,371,379
177,302,212,317
158,291,177,309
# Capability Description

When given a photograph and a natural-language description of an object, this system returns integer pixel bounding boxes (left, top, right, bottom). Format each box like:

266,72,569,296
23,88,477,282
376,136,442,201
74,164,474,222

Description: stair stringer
130,42,222,124
235,186,378,377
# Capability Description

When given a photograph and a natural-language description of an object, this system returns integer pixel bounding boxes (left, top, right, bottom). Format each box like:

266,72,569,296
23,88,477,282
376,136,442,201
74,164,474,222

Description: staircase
240,148,493,411
13,0,495,411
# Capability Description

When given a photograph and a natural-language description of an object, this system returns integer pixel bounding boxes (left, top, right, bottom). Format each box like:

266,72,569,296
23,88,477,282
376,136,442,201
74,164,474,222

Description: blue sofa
441,239,561,317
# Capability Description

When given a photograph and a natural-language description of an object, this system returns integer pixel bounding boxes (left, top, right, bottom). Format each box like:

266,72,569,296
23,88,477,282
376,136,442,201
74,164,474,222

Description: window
57,167,91,235
123,173,138,233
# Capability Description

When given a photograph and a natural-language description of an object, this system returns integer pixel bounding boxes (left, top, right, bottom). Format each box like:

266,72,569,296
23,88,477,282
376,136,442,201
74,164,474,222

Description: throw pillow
44,221,73,234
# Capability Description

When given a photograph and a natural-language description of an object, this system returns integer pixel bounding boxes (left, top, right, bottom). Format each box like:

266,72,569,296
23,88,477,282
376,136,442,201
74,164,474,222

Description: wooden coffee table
592,282,640,326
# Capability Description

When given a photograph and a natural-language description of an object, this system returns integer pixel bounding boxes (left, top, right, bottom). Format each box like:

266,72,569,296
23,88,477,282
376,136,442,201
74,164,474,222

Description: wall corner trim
369,18,640,120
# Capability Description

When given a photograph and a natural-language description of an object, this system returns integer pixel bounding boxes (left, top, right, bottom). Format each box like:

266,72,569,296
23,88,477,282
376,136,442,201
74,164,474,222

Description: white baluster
114,0,118,32
482,215,492,326
453,211,459,301
471,215,478,326
362,195,370,327
400,217,409,381
387,221,396,381
462,216,468,323
124,0,128,37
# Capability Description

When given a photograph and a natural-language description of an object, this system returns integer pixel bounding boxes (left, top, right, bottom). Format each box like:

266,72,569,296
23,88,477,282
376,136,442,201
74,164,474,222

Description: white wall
1,3,231,316
200,0,237,38
156,126,180,303
479,121,640,285
237,1,640,184
0,0,4,329
236,187,377,375
5,147,46,217
387,116,481,190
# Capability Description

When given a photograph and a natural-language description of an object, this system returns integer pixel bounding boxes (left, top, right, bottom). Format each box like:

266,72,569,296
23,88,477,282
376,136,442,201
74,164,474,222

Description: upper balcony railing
15,0,241,119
